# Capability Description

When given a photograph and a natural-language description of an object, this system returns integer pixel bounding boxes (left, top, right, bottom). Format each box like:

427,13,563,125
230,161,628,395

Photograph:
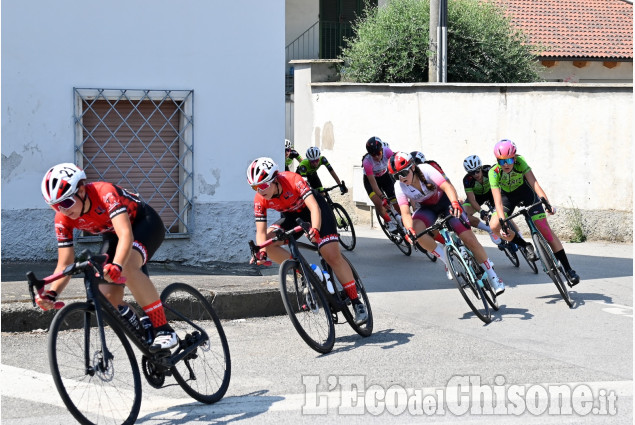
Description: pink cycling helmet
493,139,517,159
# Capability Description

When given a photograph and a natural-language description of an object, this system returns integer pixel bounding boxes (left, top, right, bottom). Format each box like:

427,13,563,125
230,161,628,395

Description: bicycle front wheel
161,283,231,403
279,259,335,353
375,209,412,256
48,302,141,425
532,234,573,308
446,246,491,323
339,256,373,337
518,245,539,274
332,203,356,251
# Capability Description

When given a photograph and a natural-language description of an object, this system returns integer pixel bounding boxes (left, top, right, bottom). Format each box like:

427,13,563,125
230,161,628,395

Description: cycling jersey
488,155,531,193
463,164,494,205
253,171,312,222
362,146,394,177
284,149,303,171
296,156,333,176
394,163,447,208
54,182,142,247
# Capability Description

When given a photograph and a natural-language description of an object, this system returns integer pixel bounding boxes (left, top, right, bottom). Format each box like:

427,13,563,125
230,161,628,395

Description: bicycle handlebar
248,219,314,265
499,197,552,232
319,181,346,194
26,250,110,308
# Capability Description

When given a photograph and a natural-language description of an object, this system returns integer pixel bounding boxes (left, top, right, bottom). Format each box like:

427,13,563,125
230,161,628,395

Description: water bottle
139,315,154,344
310,264,324,282
118,305,140,333
322,270,335,294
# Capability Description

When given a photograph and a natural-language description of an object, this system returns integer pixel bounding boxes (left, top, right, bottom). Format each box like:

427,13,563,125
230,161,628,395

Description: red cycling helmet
388,152,413,175
494,139,517,159
366,137,383,156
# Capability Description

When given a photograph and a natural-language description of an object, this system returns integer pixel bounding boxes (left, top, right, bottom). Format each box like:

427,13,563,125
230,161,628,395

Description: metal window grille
73,88,194,237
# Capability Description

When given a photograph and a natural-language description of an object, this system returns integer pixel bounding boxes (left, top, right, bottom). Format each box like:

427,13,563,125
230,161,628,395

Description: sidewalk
1,260,284,333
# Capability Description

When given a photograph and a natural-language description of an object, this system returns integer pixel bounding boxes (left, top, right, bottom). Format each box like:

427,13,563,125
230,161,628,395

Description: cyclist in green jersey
284,139,303,172
296,147,348,195
488,139,580,285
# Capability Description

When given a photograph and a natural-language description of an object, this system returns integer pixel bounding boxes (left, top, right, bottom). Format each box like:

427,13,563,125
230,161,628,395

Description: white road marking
593,301,633,318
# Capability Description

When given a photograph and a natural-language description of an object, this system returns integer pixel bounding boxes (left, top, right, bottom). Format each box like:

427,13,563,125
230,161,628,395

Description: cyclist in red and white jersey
362,137,400,232
247,157,368,324
38,163,177,351
389,152,506,295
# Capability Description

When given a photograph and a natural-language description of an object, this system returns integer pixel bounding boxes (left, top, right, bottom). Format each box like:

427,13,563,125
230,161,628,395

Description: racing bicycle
500,198,574,307
249,219,373,353
27,251,231,425
319,182,356,251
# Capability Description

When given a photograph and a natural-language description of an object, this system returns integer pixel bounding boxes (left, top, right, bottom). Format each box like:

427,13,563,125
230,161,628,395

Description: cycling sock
434,232,445,244
383,212,391,222
432,242,447,264
342,279,358,300
480,259,498,280
554,249,572,271
511,233,528,247
143,300,168,329
477,221,491,232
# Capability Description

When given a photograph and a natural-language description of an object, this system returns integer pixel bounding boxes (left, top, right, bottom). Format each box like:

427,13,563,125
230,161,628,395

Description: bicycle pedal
332,312,340,324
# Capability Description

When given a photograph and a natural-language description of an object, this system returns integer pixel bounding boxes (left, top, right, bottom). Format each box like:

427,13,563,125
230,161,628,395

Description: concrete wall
292,60,633,242
2,0,285,262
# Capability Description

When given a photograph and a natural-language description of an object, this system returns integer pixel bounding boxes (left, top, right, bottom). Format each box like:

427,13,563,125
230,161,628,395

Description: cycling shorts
412,193,471,235
500,182,545,219
100,203,165,276
271,189,338,249
363,172,396,200
305,173,324,191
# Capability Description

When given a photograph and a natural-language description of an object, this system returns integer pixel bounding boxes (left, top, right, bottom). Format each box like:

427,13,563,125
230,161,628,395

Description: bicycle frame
436,221,486,289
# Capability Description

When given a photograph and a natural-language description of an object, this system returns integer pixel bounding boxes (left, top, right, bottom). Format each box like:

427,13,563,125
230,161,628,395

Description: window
74,88,194,236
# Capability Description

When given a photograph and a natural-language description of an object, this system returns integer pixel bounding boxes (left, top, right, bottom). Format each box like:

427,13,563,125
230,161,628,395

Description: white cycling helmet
306,146,321,161
284,139,292,149
246,157,279,186
463,155,482,173
41,163,86,205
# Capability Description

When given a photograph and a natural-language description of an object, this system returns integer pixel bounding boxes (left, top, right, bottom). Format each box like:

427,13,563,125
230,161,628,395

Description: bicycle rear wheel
160,283,231,403
375,209,412,256
48,302,141,425
332,203,356,251
279,259,335,353
532,233,573,308
518,245,539,274
502,243,520,267
338,256,373,337
446,246,491,323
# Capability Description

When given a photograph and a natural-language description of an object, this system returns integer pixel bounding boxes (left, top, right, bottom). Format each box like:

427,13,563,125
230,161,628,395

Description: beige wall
292,60,633,241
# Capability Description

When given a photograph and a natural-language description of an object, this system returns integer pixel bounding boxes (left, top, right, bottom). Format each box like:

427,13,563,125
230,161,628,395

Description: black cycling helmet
366,137,383,156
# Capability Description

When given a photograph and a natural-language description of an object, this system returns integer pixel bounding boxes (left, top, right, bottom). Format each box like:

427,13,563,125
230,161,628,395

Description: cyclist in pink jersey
362,136,400,232
247,157,368,324
39,163,177,352
389,152,506,295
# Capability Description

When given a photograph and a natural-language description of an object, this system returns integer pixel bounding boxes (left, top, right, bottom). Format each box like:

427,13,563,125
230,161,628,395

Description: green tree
339,0,541,83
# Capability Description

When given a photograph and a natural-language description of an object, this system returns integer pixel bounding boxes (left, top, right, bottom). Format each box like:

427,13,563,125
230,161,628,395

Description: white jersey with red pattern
54,182,142,247
362,146,394,177
253,171,312,222
394,163,447,207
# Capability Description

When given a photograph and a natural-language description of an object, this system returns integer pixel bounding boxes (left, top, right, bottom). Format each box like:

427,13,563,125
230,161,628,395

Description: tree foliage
339,0,541,83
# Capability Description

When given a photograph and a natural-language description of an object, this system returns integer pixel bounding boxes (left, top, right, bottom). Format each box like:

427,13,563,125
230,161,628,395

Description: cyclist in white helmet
247,157,368,324
39,163,178,351
284,139,303,172
296,146,347,195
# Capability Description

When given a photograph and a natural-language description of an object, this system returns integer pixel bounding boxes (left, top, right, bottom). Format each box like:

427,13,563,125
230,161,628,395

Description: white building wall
540,60,633,83
2,0,285,261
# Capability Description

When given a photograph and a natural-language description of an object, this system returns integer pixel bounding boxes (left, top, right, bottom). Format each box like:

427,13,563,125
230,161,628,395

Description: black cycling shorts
271,190,339,249
100,203,165,276
500,182,544,218
363,172,396,200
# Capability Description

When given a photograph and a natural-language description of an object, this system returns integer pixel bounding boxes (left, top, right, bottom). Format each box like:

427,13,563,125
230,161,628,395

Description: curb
1,288,285,333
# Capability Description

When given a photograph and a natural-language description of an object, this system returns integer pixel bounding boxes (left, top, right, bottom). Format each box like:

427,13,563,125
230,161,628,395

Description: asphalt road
1,226,632,424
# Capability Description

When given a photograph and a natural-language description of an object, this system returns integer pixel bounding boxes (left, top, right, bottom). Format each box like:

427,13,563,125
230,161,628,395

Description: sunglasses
52,196,77,211
497,158,515,166
393,168,411,179
469,167,483,176
251,182,272,191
